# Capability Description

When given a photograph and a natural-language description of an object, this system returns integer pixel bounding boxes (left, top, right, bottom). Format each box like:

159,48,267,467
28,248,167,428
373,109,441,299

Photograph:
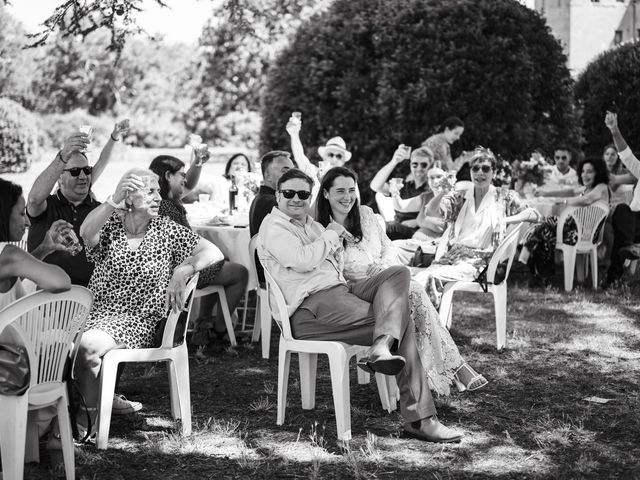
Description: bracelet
106,195,120,208
110,133,119,142
56,151,68,164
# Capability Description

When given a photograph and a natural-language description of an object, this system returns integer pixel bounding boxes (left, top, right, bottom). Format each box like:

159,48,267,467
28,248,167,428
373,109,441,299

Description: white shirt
619,147,640,212
545,165,579,190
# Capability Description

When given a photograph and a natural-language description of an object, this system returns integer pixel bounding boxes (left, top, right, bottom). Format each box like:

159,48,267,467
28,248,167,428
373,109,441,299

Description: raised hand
113,172,146,204
286,115,302,136
112,119,130,140
60,133,90,161
392,144,410,165
604,111,618,131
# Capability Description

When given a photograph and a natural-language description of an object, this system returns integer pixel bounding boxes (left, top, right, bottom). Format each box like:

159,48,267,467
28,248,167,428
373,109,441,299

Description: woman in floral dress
75,169,223,425
316,167,487,395
413,148,537,305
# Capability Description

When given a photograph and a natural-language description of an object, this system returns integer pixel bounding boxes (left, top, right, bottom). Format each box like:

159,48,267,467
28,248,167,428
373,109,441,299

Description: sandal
453,363,488,392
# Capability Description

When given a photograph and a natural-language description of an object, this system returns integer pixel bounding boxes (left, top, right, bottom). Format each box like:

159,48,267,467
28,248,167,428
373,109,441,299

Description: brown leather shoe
403,416,464,443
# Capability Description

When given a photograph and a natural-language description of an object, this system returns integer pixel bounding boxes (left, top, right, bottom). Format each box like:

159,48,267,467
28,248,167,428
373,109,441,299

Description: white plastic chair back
159,274,199,349
375,192,395,222
556,203,609,250
7,228,28,251
264,267,293,341
485,223,523,284
0,286,93,387
249,234,272,357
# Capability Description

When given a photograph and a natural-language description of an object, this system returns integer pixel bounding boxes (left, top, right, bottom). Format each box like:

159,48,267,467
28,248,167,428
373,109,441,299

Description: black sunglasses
63,166,93,176
471,165,492,173
279,189,311,200
411,162,429,169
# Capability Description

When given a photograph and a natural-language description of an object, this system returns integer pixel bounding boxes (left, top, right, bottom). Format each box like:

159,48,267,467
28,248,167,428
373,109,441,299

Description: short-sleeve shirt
84,214,199,349
394,180,429,223
27,190,100,286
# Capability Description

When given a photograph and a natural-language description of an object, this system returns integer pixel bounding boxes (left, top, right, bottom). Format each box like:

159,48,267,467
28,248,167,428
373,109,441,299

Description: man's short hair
554,146,572,156
260,151,292,177
276,168,314,191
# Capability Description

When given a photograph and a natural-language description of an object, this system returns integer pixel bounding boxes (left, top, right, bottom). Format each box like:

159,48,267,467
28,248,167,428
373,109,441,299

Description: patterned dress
158,199,224,288
85,214,199,348
342,206,465,395
414,186,527,306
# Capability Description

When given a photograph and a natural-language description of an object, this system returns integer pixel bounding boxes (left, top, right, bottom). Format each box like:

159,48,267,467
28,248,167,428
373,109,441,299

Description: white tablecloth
193,224,256,290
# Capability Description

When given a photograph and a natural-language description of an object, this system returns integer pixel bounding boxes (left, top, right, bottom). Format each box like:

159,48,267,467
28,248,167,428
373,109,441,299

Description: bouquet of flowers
515,156,552,186
235,171,262,197
492,154,512,188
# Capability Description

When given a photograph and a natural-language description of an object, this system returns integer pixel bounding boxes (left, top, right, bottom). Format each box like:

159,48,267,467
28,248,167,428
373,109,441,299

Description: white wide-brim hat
318,136,352,162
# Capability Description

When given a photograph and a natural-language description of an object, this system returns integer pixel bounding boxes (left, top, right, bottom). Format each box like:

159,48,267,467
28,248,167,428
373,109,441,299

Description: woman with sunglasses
317,167,487,394
370,146,434,240
149,155,249,347
520,158,610,284
413,148,537,306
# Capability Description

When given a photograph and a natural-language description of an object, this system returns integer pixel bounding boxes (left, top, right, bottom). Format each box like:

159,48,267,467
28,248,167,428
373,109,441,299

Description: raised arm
183,144,209,195
92,119,129,182
27,133,89,217
80,172,145,247
0,245,70,292
370,146,406,194
286,115,315,176
605,112,639,179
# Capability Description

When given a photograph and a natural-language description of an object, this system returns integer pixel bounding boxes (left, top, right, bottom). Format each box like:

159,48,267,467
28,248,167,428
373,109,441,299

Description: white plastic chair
188,275,237,347
375,192,395,222
0,286,93,480
438,224,523,351
263,268,397,441
248,235,273,359
555,203,609,292
96,274,199,450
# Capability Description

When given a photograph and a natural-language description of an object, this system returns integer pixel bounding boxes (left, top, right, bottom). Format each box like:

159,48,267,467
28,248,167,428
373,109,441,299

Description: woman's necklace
123,216,149,237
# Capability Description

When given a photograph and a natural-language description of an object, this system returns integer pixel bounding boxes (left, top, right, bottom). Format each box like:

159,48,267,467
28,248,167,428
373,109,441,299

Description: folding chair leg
0,395,29,480
328,350,351,441
97,357,119,450
277,343,292,426
299,353,318,410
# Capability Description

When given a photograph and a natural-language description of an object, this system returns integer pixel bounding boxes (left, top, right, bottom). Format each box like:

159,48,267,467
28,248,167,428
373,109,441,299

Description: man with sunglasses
258,168,463,443
370,146,433,240
537,146,579,197
27,123,127,287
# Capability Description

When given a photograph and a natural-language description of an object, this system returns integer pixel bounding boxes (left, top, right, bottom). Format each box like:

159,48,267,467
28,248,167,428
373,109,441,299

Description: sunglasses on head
471,165,492,173
326,152,343,159
63,166,93,176
279,189,311,200
411,162,429,169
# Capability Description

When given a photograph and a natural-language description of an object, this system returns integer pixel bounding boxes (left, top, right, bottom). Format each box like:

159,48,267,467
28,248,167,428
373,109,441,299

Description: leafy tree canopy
574,42,640,156
261,0,579,201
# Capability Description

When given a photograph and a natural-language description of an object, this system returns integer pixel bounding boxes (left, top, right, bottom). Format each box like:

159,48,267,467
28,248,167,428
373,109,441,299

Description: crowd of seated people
3,108,640,473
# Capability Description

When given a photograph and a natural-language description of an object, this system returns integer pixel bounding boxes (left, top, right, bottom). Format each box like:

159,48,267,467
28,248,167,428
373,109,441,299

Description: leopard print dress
85,213,199,348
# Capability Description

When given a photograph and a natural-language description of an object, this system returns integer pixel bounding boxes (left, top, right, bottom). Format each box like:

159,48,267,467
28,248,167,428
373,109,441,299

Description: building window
614,30,623,44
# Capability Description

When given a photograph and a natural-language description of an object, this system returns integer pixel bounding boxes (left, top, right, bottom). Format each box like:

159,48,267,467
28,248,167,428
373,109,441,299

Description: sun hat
318,136,352,162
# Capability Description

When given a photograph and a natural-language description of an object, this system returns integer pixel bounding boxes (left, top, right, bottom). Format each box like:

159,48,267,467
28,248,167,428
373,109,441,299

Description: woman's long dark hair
577,158,609,187
0,178,23,241
224,153,252,179
149,155,185,200
316,167,363,243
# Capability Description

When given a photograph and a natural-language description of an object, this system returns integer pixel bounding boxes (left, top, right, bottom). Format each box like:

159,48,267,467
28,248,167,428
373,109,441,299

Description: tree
260,0,579,203
0,6,37,103
574,42,640,157
184,0,331,147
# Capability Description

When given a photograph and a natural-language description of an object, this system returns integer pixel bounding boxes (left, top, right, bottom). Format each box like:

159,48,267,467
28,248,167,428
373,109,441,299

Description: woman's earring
125,202,132,212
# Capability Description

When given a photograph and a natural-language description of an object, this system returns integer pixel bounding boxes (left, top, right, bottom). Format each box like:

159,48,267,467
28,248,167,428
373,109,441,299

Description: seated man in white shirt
536,146,580,197
604,111,640,285
258,168,463,443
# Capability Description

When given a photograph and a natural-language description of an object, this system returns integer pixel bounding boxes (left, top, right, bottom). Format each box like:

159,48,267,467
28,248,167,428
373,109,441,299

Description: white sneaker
112,394,142,415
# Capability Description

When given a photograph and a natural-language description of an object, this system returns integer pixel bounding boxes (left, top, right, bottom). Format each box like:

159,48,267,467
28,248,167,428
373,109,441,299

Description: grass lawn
24,270,640,479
